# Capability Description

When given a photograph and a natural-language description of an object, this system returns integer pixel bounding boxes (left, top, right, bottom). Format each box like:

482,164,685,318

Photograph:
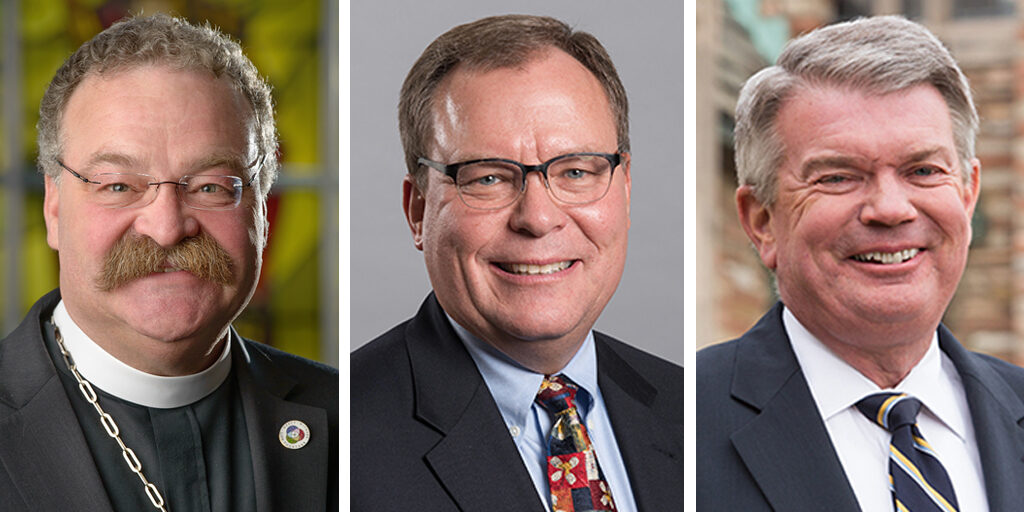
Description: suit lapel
596,337,684,510
409,296,545,512
729,304,860,511
422,383,544,512
0,290,114,511
235,335,329,512
0,379,115,510
938,327,1024,510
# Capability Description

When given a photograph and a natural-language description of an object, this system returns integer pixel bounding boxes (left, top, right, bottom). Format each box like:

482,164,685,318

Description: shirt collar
784,306,968,441
448,314,598,429
52,299,233,409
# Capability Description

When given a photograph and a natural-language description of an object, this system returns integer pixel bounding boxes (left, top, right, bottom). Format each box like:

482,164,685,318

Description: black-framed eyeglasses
55,155,263,211
418,152,622,210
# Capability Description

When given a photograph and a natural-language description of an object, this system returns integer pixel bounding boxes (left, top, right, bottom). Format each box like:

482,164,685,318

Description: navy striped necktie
856,392,959,512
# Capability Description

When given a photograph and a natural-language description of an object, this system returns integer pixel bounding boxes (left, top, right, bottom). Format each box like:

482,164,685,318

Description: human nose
507,171,568,236
132,183,200,246
859,173,918,226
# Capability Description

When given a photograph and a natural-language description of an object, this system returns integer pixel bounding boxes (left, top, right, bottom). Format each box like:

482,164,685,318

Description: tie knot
535,374,580,414
856,392,923,432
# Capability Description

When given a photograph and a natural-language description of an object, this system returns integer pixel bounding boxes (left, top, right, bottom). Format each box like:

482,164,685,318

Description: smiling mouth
497,261,573,275
851,248,920,265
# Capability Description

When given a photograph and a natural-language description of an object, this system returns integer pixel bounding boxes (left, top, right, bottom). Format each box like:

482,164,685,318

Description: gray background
350,1,684,366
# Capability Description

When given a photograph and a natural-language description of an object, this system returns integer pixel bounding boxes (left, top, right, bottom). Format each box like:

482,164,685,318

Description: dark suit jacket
0,289,339,511
697,302,1024,511
351,294,684,511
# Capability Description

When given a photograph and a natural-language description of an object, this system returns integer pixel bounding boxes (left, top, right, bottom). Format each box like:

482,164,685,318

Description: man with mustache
698,16,1024,510
352,15,684,511
0,14,337,511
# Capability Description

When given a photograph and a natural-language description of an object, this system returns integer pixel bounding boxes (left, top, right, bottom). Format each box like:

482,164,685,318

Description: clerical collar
52,300,232,409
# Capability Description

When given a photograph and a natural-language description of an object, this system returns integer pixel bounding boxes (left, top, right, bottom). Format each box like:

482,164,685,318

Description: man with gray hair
352,14,683,511
0,14,337,511
698,16,1024,510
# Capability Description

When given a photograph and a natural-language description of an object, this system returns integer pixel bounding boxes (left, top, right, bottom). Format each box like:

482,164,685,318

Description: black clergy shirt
43,320,257,512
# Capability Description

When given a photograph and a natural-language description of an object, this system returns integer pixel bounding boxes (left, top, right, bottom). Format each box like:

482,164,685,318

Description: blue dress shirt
449,316,638,512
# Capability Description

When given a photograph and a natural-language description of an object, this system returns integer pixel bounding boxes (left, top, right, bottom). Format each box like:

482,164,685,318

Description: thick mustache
96,233,234,292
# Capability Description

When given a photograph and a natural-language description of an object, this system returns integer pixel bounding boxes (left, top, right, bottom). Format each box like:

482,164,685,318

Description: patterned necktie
855,392,959,512
535,374,616,511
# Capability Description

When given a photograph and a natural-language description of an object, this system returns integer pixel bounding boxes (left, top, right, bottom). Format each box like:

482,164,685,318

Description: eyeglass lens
87,173,243,210
455,154,614,209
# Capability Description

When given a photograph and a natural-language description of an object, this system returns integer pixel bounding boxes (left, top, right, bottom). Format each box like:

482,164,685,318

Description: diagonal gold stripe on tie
913,434,937,454
890,446,959,512
877,393,906,428
858,392,960,512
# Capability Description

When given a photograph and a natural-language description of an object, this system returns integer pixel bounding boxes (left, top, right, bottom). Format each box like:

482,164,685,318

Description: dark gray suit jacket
351,294,684,511
0,289,339,511
697,302,1024,511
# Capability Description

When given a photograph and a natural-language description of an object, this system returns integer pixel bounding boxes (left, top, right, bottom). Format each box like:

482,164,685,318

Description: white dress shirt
784,307,988,511
450,316,638,512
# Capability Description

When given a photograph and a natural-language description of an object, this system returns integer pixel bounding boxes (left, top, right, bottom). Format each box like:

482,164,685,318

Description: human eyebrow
902,148,952,166
185,152,254,176
83,152,145,171
799,155,864,180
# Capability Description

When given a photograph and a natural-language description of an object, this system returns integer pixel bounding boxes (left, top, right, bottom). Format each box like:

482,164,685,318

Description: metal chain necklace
52,321,169,511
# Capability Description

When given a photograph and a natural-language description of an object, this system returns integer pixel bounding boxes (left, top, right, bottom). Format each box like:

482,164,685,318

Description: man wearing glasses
0,14,337,511
352,15,683,511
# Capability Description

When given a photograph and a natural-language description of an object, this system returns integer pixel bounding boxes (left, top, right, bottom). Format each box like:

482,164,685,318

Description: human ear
402,175,426,251
736,185,777,269
621,153,632,227
43,175,60,250
964,158,981,218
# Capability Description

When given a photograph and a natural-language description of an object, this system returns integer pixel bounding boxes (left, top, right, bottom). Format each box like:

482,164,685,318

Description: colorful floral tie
535,374,616,512
856,392,959,512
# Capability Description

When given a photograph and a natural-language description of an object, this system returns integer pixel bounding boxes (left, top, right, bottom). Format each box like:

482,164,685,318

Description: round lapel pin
279,420,310,449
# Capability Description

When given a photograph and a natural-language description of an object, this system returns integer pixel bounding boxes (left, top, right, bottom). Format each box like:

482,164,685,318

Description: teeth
161,267,183,273
852,248,919,265
501,261,572,275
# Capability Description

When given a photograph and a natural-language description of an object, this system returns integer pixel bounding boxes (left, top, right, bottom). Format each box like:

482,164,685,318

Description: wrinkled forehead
67,64,255,130
780,80,959,150
60,65,260,164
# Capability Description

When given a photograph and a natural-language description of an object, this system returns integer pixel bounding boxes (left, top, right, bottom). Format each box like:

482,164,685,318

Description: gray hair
399,14,629,190
37,13,278,196
735,15,978,205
